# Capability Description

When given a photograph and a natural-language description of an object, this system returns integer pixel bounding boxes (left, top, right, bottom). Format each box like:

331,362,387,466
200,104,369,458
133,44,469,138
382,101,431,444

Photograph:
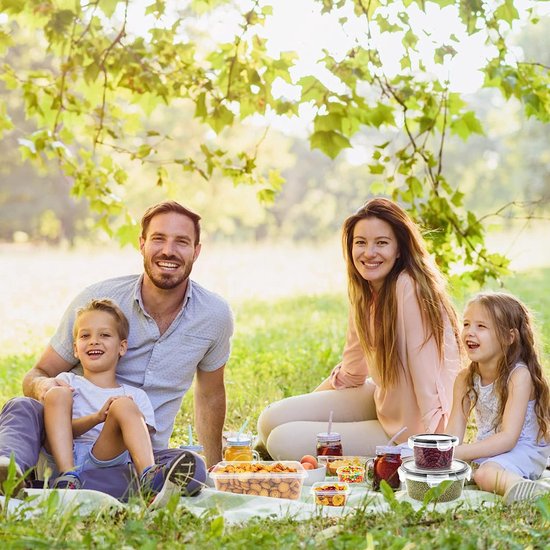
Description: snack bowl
317,455,368,476
398,458,471,502
303,464,327,486
311,481,351,507
407,433,459,470
336,464,365,483
210,461,306,500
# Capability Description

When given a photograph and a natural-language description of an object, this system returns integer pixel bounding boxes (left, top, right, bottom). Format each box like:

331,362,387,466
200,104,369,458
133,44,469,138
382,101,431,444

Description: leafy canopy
1,0,549,284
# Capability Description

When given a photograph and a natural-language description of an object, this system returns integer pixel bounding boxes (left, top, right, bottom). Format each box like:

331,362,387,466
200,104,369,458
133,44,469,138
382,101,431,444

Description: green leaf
195,92,207,120
310,130,351,159
100,0,120,18
451,111,485,140
494,0,520,27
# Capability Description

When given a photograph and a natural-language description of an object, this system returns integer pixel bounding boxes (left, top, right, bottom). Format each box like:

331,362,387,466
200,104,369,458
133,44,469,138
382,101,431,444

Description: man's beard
144,255,193,290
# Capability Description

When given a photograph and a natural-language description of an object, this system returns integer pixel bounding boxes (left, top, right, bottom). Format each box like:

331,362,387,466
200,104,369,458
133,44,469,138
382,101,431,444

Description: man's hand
34,376,74,403
23,345,75,400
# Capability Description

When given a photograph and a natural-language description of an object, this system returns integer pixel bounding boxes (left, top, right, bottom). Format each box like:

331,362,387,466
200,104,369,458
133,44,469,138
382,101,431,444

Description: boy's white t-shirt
55,371,156,445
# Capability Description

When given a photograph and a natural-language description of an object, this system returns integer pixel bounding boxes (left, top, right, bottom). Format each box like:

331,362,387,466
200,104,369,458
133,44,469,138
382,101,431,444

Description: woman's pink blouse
330,272,461,442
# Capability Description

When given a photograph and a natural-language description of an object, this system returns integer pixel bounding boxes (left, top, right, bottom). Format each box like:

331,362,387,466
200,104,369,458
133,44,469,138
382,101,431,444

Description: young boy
43,298,195,506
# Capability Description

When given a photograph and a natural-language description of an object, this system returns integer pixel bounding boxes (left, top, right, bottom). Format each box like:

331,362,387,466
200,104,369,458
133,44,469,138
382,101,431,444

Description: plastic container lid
317,432,342,442
311,481,351,495
226,436,252,446
398,458,471,485
407,433,459,451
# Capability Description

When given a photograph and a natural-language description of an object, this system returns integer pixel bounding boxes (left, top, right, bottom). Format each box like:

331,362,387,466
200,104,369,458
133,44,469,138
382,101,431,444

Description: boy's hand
95,395,133,423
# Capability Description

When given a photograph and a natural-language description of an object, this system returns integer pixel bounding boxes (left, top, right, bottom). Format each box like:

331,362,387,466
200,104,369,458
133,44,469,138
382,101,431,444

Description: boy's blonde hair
73,299,129,341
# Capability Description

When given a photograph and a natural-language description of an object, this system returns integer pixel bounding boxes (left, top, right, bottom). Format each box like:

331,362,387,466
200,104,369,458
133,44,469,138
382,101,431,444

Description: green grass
1,268,550,548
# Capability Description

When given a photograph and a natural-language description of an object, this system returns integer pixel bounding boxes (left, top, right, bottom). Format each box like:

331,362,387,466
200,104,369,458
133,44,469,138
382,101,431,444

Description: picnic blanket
1,484,500,524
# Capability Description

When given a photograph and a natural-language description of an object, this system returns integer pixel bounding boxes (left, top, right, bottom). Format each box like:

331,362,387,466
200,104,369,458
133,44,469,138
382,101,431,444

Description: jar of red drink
316,432,343,456
367,446,402,491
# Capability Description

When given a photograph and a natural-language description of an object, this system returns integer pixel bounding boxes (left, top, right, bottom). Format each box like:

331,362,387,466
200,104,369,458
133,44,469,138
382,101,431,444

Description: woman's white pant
257,382,389,460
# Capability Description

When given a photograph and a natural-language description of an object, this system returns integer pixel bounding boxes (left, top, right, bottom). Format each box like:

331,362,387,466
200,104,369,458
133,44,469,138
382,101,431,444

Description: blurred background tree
1,0,549,285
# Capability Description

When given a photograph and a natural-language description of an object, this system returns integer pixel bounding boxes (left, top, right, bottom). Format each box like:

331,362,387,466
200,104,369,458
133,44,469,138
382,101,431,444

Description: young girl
257,198,462,459
447,292,550,503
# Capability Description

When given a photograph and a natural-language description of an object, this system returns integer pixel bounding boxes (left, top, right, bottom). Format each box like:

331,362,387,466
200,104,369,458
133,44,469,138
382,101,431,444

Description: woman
257,198,462,460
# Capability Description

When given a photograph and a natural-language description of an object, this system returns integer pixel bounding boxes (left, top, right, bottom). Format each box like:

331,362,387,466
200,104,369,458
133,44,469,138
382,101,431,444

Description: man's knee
1,396,44,418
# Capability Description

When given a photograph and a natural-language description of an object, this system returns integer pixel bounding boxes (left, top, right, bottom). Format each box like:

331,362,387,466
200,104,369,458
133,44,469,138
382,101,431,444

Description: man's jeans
0,397,190,501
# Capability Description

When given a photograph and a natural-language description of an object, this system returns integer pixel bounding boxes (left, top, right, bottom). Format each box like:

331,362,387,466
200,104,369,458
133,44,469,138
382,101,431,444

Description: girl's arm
445,369,470,442
454,367,533,462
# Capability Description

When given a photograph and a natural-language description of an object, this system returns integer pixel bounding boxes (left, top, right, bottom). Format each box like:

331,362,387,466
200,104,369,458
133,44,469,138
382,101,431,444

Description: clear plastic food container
317,455,368,477
311,481,351,506
407,433,459,470
209,461,306,500
336,464,365,483
398,458,471,502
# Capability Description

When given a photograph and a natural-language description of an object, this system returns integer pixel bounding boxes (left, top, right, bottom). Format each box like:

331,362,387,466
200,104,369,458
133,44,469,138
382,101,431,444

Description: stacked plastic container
398,434,471,502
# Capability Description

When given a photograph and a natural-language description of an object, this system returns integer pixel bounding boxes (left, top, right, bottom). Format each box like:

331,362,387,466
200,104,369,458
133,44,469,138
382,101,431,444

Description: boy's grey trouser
0,397,202,501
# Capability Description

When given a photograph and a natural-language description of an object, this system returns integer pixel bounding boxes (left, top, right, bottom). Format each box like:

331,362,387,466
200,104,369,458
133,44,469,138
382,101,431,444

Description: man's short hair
141,201,201,245
73,299,129,340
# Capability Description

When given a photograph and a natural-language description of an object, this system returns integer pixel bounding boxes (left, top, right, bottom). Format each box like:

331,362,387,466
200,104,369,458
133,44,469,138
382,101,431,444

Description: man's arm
194,366,226,467
23,345,74,401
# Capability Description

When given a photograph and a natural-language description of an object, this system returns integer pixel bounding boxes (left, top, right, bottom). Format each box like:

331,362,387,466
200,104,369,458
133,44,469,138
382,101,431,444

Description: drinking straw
387,426,407,446
236,418,249,441
327,410,333,434
188,424,194,446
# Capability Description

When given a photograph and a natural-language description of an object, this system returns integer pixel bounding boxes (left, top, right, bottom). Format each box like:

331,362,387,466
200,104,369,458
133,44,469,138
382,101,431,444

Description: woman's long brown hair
342,197,461,388
462,292,550,442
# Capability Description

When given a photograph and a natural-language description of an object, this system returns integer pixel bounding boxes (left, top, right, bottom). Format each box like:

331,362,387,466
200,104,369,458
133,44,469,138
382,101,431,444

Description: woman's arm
445,369,470,442
322,308,369,391
454,367,532,461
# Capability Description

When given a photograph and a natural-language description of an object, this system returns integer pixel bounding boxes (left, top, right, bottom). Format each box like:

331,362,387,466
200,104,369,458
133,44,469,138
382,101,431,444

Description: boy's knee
43,385,73,404
107,396,138,415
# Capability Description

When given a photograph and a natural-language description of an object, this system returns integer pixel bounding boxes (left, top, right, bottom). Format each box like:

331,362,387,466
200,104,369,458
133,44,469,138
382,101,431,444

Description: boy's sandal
52,472,82,490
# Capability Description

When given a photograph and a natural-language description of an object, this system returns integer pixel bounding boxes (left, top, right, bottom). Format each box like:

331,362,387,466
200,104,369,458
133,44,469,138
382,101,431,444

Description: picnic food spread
210,461,307,500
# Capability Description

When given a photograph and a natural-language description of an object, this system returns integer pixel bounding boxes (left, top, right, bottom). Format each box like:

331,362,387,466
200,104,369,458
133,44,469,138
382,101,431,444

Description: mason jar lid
408,433,459,451
316,432,342,442
398,458,471,484
375,445,401,455
226,436,252,446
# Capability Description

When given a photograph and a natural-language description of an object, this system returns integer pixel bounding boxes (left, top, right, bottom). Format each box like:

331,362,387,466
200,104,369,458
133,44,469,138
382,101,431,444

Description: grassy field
1,244,550,548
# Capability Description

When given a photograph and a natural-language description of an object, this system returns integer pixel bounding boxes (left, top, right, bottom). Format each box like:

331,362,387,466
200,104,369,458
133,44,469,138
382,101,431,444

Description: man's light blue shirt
50,274,233,449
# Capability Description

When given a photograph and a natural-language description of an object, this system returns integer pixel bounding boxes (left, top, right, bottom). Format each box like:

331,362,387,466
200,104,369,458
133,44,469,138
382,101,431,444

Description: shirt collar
133,274,193,312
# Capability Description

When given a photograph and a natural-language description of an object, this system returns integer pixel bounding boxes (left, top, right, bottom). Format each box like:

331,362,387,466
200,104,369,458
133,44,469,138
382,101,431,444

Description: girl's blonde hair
463,292,550,442
342,197,461,388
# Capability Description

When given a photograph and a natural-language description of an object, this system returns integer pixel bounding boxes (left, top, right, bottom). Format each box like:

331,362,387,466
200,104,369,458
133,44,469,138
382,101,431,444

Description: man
0,201,233,501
